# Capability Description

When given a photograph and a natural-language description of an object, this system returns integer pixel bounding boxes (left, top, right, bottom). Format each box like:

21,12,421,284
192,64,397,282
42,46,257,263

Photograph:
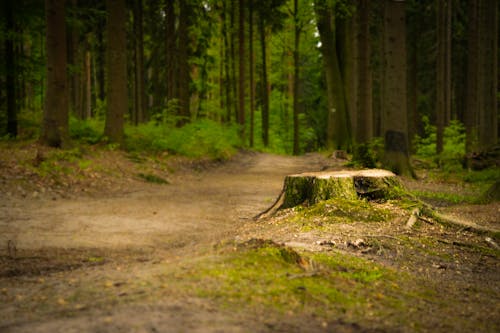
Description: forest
1,0,497,166
0,0,499,332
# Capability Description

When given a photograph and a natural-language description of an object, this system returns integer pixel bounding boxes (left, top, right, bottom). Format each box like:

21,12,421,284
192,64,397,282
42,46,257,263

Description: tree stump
256,169,400,219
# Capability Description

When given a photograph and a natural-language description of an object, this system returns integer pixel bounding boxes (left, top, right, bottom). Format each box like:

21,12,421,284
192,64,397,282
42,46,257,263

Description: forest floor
0,142,499,332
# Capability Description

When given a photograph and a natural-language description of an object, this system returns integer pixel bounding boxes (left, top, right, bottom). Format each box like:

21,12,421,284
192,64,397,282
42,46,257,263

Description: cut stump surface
256,169,400,219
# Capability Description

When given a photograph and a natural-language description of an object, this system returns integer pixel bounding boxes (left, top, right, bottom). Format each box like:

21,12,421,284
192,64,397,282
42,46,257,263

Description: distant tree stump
256,169,400,219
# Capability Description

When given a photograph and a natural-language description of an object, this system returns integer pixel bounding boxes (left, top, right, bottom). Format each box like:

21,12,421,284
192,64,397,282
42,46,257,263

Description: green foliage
125,119,241,159
351,138,384,168
69,116,104,144
413,117,466,170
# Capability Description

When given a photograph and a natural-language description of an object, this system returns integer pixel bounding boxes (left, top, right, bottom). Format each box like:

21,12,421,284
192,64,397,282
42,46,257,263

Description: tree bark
133,0,146,124
292,0,300,155
259,16,270,147
315,2,351,150
42,0,69,147
381,0,413,177
4,0,17,137
356,0,372,144
105,0,127,145
177,0,191,126
436,0,452,154
249,0,255,147
238,0,245,140
256,169,400,218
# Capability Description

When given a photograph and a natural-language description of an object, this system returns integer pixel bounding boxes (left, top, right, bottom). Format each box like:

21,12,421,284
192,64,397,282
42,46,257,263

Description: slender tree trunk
356,0,372,144
259,16,270,147
381,0,413,177
105,0,127,145
436,0,452,154
5,0,17,137
249,0,255,147
85,48,92,119
177,0,191,125
465,0,479,153
230,0,238,122
292,0,300,155
133,0,146,124
165,0,176,104
222,0,232,122
42,0,69,147
238,0,245,140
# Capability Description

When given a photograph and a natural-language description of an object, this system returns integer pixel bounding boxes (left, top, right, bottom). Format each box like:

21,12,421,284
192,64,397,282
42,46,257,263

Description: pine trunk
381,0,413,177
42,0,69,147
105,0,127,145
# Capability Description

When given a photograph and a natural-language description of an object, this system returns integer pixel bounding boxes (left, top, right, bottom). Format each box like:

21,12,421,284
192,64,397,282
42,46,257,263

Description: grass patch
411,190,477,205
160,240,432,328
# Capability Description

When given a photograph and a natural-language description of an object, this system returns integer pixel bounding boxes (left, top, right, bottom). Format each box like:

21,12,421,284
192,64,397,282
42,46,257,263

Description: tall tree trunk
133,0,146,124
85,48,92,119
436,0,452,154
381,0,413,177
42,0,69,147
292,0,300,155
478,0,498,149
4,0,17,137
105,0,127,145
356,0,372,144
238,0,245,140
222,0,232,122
230,0,238,122
249,0,255,147
177,0,191,126
259,16,269,147
315,2,350,150
165,0,176,104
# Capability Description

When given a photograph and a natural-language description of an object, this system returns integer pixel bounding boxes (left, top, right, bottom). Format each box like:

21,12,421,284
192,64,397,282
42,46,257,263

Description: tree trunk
177,0,191,126
238,0,245,140
381,0,413,177
249,0,255,147
259,16,270,147
292,0,300,155
42,0,69,147
256,169,400,218
4,0,17,137
133,0,146,124
356,0,372,144
105,0,127,145
165,0,177,104
436,0,452,154
315,2,351,150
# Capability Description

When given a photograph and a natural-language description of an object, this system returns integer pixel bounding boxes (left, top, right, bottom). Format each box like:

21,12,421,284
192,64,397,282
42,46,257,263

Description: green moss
292,198,393,229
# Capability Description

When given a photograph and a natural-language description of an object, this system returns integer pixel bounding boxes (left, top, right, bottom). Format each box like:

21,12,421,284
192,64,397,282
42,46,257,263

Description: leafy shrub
413,117,466,170
69,116,104,144
125,119,241,160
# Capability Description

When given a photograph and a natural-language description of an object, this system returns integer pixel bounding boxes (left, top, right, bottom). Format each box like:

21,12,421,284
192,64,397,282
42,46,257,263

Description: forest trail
0,152,331,253
0,152,343,333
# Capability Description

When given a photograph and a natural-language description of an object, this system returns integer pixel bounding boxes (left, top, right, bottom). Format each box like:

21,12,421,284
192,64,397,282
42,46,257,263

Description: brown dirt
0,144,499,332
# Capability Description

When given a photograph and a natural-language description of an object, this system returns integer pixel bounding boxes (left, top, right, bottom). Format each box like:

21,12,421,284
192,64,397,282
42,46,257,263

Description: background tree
381,0,413,176
314,0,351,150
104,0,127,145
41,0,69,147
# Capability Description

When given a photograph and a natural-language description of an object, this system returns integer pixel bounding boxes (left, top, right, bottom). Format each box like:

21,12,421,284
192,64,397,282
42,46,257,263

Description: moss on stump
281,169,400,209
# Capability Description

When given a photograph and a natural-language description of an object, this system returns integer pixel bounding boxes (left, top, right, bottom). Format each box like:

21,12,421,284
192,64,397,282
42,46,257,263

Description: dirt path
1,152,338,332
